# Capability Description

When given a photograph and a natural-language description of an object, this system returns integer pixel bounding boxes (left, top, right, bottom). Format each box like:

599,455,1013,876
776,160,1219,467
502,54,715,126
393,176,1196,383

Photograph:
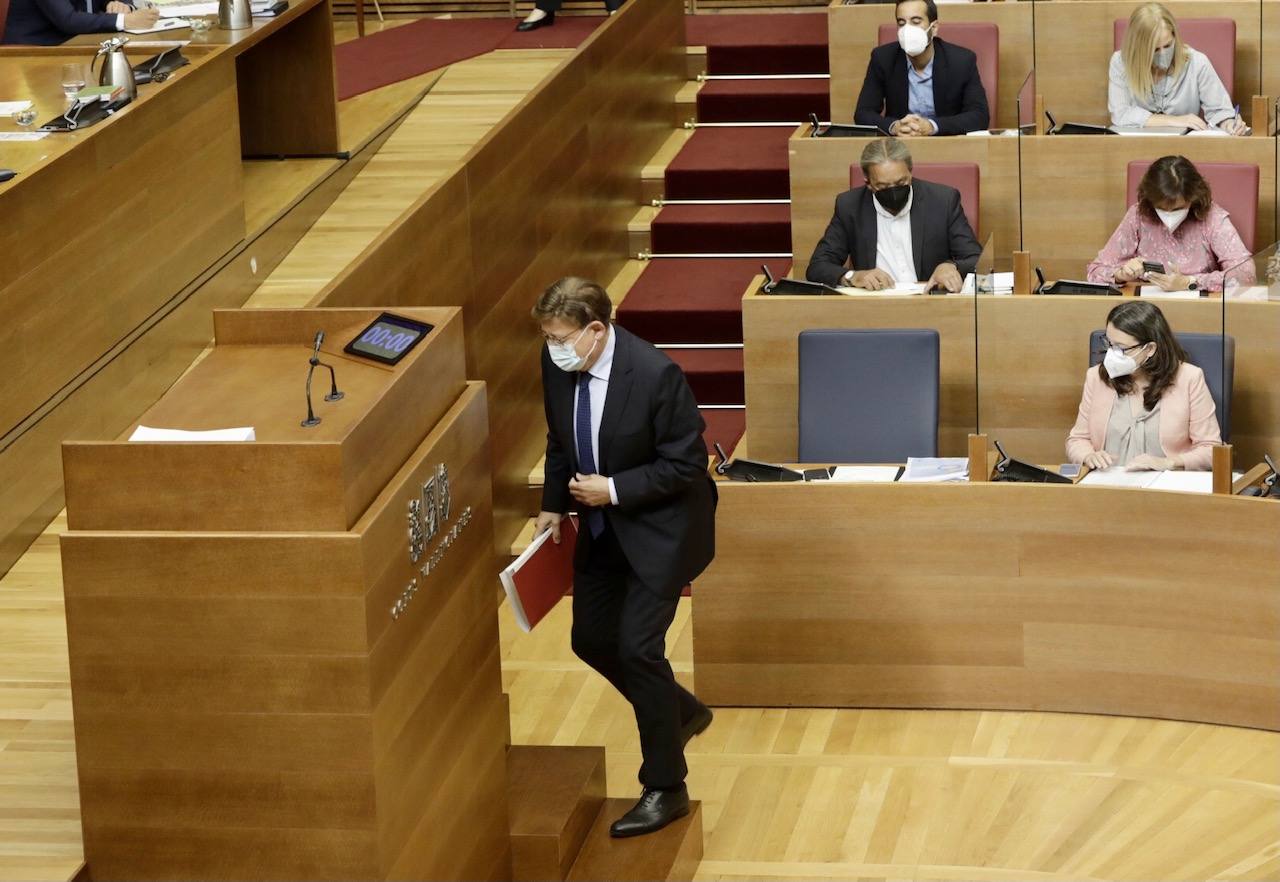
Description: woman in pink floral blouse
1086,155,1252,292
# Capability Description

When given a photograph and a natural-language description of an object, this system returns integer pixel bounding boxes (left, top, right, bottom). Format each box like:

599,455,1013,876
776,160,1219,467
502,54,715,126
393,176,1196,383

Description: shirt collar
584,325,615,382
871,185,914,220
907,57,934,82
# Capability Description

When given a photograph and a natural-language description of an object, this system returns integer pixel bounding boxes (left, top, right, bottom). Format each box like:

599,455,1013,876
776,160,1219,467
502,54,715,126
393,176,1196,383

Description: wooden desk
691,479,1280,731
826,0,1033,130
1266,1,1280,122
1033,0,1263,127
788,124,1021,273
741,283,1280,466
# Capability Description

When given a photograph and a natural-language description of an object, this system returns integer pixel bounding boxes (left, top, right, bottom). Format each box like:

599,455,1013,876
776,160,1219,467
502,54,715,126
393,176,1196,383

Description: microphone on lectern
302,329,342,428
310,330,325,365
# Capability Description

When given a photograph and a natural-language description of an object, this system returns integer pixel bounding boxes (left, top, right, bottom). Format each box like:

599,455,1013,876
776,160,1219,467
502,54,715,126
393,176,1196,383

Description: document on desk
0,101,33,115
125,17,189,33
0,131,48,141
829,466,902,483
900,457,968,483
129,425,256,442
839,282,928,296
153,1,216,14
1078,468,1222,493
1139,286,1200,299
962,272,1014,295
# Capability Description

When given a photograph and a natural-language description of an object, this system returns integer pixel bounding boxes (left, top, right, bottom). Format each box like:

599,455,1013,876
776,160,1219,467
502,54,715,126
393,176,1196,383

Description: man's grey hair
859,138,914,177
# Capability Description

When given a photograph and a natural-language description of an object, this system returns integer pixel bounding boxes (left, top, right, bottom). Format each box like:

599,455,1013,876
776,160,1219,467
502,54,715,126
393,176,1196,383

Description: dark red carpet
695,79,830,124
686,12,828,75
617,258,765,344
664,127,792,200
701,407,746,454
651,203,792,254
335,16,604,100
668,348,745,405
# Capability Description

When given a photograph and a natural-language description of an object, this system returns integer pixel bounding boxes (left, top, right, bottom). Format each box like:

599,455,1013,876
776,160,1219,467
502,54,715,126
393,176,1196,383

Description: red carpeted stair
696,79,829,124
701,408,746,454
664,127,792,200
686,12,828,75
666,349,745,405
616,257,763,344
650,203,791,254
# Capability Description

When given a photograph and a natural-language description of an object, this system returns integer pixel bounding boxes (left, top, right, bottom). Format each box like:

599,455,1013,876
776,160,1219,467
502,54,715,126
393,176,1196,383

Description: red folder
500,516,578,632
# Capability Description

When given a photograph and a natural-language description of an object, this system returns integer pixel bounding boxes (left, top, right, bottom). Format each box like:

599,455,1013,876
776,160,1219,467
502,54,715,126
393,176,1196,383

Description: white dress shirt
571,325,620,506
873,186,918,283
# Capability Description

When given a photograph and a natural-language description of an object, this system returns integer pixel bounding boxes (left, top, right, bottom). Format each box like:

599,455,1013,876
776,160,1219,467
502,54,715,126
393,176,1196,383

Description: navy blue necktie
575,374,605,539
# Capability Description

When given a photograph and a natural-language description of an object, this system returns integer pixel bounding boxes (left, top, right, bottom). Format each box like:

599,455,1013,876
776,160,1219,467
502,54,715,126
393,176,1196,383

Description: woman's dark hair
1137,155,1213,224
1100,300,1188,410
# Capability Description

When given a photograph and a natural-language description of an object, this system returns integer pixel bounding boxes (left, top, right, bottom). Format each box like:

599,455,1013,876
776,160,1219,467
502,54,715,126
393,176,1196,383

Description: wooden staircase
508,745,703,881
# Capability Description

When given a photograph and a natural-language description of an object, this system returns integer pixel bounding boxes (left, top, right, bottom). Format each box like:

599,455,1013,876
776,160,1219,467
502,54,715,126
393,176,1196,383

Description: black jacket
541,325,717,598
2,0,120,44
854,37,990,136
805,178,983,287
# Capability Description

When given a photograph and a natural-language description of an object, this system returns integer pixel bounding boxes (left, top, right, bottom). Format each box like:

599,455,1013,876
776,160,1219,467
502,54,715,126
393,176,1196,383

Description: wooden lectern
60,308,512,881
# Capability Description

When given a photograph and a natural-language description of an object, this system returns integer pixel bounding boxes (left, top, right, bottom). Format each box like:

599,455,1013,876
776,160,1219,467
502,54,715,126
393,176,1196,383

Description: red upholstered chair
850,161,981,237
1112,18,1236,101
0,0,9,41
1125,160,1257,251
876,22,999,123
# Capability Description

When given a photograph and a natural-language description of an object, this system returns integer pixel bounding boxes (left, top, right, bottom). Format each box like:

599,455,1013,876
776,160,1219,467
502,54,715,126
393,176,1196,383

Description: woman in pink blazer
1067,301,1221,471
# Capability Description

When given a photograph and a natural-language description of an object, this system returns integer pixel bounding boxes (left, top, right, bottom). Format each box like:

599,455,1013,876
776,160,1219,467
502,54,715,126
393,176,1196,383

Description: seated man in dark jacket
854,0,989,136
805,138,982,293
3,0,156,45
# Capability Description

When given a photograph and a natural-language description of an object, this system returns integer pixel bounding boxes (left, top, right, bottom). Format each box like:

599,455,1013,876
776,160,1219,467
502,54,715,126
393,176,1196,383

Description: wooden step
674,79,702,128
508,745,608,882
640,128,693,204
567,799,703,882
627,204,658,257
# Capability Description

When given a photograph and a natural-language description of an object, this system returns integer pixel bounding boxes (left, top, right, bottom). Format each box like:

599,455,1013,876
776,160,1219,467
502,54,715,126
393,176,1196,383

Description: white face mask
547,327,597,372
1153,45,1175,70
897,23,932,57
1104,346,1144,378
1155,207,1189,233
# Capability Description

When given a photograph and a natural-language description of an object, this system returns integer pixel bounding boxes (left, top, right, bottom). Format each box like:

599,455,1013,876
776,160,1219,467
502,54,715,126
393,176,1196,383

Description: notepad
125,17,189,33
129,425,256,441
829,466,901,483
838,282,928,296
1078,468,1226,493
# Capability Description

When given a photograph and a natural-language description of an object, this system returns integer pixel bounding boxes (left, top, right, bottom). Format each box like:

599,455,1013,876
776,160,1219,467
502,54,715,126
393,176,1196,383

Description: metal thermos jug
92,36,137,101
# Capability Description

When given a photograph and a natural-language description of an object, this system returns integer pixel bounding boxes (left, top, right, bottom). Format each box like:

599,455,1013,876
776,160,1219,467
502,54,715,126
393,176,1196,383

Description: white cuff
929,118,938,133
116,12,125,28
607,477,619,506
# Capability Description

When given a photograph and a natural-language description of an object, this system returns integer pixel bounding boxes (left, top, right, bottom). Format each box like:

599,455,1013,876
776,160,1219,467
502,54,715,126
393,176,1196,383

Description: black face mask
873,183,911,216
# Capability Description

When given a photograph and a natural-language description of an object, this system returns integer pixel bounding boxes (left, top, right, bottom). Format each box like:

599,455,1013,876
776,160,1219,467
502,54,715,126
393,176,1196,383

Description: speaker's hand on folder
534,511,563,545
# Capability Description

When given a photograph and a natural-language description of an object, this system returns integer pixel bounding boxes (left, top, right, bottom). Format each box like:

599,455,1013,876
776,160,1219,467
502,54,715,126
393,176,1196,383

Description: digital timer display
344,313,434,365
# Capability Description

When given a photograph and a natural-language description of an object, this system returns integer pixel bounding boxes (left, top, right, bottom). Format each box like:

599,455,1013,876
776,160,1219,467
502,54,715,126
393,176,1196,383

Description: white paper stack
1139,286,1200,299
1078,468,1229,494
129,425,256,442
0,100,33,115
899,457,969,483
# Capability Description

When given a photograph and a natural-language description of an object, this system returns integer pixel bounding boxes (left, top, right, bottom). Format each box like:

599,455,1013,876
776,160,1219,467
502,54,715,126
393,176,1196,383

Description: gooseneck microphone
301,330,343,428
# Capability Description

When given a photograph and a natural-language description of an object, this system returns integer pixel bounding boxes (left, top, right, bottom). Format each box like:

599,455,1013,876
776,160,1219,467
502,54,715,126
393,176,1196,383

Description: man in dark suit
2,0,155,45
805,138,982,292
854,0,989,136
532,277,716,838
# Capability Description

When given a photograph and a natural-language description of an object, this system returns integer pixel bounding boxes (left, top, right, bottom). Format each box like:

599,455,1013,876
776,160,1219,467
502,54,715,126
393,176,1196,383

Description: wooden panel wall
693,481,1280,731
789,126,1021,270
60,383,511,881
1034,0,1263,126
1019,135,1277,280
827,0,1034,129
312,0,686,554
1265,1,1280,110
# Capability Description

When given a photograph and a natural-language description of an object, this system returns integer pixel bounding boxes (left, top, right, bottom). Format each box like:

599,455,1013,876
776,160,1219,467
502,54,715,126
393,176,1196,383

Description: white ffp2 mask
1104,347,1141,378
1155,207,1189,232
898,23,932,57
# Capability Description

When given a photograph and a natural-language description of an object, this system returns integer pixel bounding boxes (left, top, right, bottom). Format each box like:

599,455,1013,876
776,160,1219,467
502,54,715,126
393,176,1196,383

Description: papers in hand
829,466,901,483
129,425,256,441
900,457,969,483
1078,468,1221,493
500,518,579,632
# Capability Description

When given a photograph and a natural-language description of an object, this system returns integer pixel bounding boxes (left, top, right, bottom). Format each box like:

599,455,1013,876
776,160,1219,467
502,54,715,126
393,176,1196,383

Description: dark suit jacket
804,178,983,287
541,325,717,598
2,0,120,45
854,38,990,136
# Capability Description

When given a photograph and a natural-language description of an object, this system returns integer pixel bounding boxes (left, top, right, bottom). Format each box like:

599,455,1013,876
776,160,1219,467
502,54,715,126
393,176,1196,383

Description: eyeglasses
541,327,586,346
1102,338,1146,353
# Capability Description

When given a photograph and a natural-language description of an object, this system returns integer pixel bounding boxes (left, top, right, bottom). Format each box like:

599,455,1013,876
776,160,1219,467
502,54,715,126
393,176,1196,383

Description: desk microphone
1034,266,1047,295
301,330,343,428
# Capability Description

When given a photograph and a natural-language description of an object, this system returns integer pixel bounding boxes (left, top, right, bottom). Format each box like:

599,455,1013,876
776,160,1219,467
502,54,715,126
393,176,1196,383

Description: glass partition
1223,243,1279,477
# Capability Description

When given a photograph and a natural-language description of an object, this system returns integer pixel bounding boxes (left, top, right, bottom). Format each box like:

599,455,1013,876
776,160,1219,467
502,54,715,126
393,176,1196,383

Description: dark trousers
534,0,622,14
571,520,700,790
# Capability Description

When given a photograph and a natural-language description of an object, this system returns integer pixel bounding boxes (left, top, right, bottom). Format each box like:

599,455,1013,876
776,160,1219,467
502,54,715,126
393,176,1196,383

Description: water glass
60,63,88,101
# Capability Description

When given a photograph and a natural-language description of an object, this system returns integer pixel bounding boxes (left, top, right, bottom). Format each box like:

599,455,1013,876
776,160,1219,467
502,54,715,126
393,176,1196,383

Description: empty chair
799,329,939,462
1113,17,1236,101
1125,160,1258,251
850,160,980,237
876,22,999,121
1089,329,1234,439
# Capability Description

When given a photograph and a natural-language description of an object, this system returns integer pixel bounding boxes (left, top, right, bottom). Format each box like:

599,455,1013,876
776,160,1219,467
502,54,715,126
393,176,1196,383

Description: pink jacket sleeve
1087,207,1140,284
1195,211,1254,292
1066,370,1097,463
1176,369,1223,471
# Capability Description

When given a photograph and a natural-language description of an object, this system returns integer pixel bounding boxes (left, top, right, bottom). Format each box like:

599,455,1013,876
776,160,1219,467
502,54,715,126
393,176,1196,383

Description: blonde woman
1108,3,1246,135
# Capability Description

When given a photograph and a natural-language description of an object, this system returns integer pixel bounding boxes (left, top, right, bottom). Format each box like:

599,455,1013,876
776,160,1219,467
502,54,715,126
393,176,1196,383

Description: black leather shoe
609,786,690,838
515,11,553,30
681,703,713,747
